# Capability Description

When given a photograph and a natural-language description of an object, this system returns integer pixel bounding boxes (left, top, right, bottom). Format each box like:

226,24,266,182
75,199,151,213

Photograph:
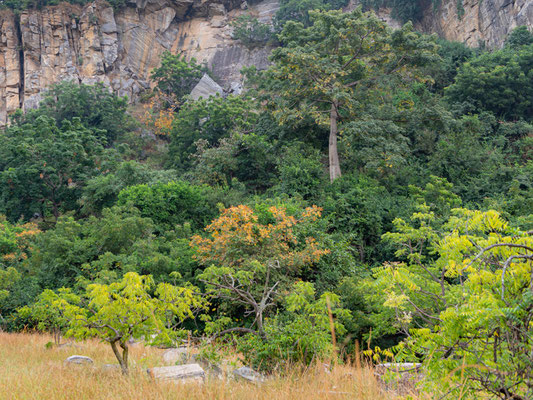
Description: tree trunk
329,102,342,182
110,340,129,375
53,328,61,345
120,341,129,372
256,309,265,339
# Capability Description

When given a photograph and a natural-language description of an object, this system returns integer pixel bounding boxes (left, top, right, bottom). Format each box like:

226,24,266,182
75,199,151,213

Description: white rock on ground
102,364,122,371
148,363,206,383
64,355,94,365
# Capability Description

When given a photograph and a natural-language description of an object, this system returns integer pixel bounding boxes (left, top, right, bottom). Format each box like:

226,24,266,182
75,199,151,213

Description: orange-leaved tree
192,204,328,338
0,218,40,321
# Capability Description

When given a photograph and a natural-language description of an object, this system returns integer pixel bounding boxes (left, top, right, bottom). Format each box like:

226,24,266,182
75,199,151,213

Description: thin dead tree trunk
329,102,342,182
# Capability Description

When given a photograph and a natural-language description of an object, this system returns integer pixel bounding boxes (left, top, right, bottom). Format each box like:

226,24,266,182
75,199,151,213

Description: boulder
162,347,189,365
233,366,266,383
189,73,224,101
65,355,94,365
148,363,206,383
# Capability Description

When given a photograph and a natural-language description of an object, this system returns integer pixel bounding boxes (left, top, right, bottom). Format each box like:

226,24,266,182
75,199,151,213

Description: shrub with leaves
237,281,350,371
231,15,274,48
54,272,206,374
117,181,216,232
150,51,206,107
365,206,533,398
17,289,78,345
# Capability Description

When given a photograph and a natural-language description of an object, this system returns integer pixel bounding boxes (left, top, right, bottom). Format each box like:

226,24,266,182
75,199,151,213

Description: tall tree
251,8,438,181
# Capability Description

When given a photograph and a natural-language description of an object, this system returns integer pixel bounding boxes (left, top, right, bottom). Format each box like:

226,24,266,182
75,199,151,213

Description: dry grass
0,332,409,400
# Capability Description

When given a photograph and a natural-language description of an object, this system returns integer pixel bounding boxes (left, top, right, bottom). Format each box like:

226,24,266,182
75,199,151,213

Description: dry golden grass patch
0,332,407,400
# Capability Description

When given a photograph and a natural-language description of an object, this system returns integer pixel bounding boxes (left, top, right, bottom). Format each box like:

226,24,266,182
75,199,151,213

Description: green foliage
0,116,118,222
79,161,178,216
274,142,327,199
456,0,464,19
341,118,411,180
117,181,216,232
17,289,78,344
368,207,533,398
24,81,134,144
231,15,274,48
253,8,438,180
168,95,258,171
237,281,350,370
188,133,277,191
29,206,152,288
408,175,461,217
445,42,533,120
54,272,206,373
506,26,533,49
427,116,517,204
429,38,475,93
320,174,399,264
150,51,206,106
274,0,349,28
0,267,21,318
28,205,197,289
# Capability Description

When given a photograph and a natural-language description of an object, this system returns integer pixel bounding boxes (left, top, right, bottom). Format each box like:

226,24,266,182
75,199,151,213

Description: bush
117,181,216,232
237,282,350,371
24,81,135,144
275,142,327,200
80,161,178,215
445,42,533,120
0,116,118,222
231,15,274,48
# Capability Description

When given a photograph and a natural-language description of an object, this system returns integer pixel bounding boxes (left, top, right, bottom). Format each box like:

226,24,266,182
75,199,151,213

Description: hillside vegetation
0,6,532,400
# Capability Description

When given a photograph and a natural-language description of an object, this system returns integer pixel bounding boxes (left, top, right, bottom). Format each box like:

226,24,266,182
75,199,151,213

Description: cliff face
0,0,532,125
0,0,277,125
418,0,533,48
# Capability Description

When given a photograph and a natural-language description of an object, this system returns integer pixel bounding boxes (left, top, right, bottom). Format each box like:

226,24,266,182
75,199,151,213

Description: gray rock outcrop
148,363,206,382
0,0,279,126
189,73,224,100
65,355,94,364
418,0,533,48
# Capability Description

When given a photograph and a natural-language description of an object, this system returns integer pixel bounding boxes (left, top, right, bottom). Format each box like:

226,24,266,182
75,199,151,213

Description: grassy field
0,332,414,400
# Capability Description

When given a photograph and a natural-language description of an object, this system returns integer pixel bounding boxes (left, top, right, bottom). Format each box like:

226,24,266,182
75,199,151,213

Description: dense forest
0,2,532,398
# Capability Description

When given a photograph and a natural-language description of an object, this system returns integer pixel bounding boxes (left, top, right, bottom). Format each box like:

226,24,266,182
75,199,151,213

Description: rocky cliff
418,0,533,48
0,0,277,125
1,0,532,125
